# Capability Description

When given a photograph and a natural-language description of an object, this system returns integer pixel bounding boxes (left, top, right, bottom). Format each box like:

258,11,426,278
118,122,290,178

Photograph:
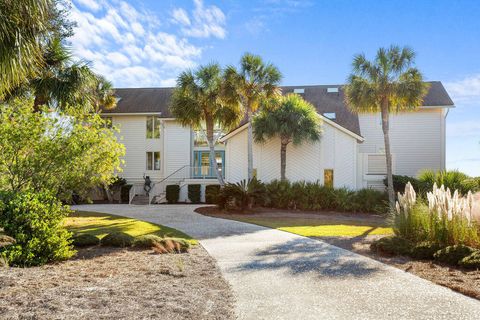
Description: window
146,116,161,139
324,169,334,188
193,129,224,147
146,152,161,170
103,116,113,128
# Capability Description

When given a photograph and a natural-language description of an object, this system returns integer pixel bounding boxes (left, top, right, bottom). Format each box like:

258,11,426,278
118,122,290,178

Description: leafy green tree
0,98,125,201
170,63,242,185
345,45,429,206
224,53,282,180
253,94,322,181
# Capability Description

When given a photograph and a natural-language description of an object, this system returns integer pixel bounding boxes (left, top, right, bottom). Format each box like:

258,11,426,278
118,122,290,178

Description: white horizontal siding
224,122,358,189
358,108,444,177
164,120,191,176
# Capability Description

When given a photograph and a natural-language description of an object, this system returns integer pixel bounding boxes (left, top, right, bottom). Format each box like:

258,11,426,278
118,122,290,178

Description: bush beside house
166,185,180,204
188,184,201,203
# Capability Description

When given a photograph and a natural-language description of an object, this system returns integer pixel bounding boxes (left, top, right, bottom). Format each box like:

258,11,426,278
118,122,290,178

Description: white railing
128,185,136,204
144,166,224,204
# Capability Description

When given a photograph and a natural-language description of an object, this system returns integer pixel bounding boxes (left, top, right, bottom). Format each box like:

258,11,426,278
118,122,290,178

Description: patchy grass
65,211,197,245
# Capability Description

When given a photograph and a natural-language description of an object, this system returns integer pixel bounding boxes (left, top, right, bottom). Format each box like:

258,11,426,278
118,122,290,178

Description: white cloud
70,0,218,87
445,74,480,106
76,0,102,12
171,0,226,39
171,8,191,26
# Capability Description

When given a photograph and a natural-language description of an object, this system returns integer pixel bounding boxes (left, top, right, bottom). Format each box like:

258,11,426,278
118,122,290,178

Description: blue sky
71,0,480,175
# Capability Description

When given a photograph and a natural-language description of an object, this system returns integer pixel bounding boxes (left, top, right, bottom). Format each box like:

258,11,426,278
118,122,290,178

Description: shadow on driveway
236,238,381,278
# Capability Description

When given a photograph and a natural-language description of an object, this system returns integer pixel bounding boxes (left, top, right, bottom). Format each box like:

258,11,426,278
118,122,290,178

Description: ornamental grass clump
393,182,479,248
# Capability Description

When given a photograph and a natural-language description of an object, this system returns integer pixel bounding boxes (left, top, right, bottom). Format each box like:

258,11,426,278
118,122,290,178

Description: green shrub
205,185,221,204
133,234,164,249
385,175,426,195
101,232,135,247
0,191,75,267
265,179,292,209
166,185,180,204
353,188,388,213
218,178,266,210
120,184,132,203
72,234,100,247
370,236,413,256
393,201,431,243
459,251,480,269
433,245,476,265
410,242,442,260
418,169,476,195
188,184,201,204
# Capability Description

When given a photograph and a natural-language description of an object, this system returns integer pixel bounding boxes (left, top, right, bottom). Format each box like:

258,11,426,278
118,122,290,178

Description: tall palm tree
30,38,99,112
345,45,429,206
170,63,242,185
224,53,282,180
253,94,322,181
0,0,52,98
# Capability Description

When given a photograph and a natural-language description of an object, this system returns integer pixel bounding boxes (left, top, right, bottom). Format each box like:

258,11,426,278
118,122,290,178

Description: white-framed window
146,116,161,139
146,151,161,170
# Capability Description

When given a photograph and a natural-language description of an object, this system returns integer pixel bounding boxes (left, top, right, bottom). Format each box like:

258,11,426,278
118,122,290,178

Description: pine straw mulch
319,235,480,301
0,246,235,320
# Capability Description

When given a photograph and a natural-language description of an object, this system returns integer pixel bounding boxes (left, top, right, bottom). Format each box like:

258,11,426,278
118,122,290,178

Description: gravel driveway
73,204,480,320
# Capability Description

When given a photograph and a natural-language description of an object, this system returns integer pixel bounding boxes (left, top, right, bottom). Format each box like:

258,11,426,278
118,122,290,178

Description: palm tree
30,38,99,112
224,53,282,180
253,94,322,181
0,0,52,98
344,45,429,207
170,63,242,185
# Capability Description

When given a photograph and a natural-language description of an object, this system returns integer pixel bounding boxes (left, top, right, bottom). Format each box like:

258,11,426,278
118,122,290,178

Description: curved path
73,204,480,320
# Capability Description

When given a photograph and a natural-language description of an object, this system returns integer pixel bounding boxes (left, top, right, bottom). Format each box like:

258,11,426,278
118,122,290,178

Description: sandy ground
197,207,480,301
0,246,234,320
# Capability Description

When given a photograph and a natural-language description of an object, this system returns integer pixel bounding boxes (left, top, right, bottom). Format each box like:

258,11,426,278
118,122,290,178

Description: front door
193,150,225,178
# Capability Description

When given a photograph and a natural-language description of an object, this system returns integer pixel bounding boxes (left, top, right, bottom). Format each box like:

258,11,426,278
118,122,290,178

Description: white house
102,82,454,204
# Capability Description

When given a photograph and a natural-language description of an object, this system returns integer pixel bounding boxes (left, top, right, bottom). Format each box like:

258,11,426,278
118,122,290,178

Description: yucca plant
418,169,476,195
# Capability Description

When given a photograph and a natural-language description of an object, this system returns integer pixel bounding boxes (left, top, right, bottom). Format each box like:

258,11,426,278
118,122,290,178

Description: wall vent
293,88,305,94
327,87,339,93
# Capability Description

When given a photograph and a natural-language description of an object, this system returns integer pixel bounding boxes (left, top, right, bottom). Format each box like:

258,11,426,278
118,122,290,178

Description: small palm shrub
219,178,266,210
205,185,221,204
101,232,135,247
353,189,389,213
188,184,201,203
72,234,100,247
166,185,180,204
418,170,477,195
0,191,75,266
393,182,479,248
265,179,293,209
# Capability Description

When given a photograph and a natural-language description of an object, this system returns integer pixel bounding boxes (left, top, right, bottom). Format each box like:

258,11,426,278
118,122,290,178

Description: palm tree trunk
381,101,395,207
206,120,225,186
247,108,254,180
280,141,287,181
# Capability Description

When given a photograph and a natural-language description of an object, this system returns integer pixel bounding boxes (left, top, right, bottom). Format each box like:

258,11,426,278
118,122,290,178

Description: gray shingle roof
105,81,453,137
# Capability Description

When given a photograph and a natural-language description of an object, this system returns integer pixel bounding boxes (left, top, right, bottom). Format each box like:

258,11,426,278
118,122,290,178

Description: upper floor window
193,128,224,147
146,116,161,139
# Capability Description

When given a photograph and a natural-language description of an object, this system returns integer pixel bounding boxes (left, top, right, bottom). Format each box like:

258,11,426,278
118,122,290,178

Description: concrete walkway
73,204,480,320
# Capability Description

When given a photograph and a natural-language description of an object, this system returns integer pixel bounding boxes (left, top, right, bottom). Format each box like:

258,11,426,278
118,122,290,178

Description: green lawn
222,216,393,238
66,211,197,245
